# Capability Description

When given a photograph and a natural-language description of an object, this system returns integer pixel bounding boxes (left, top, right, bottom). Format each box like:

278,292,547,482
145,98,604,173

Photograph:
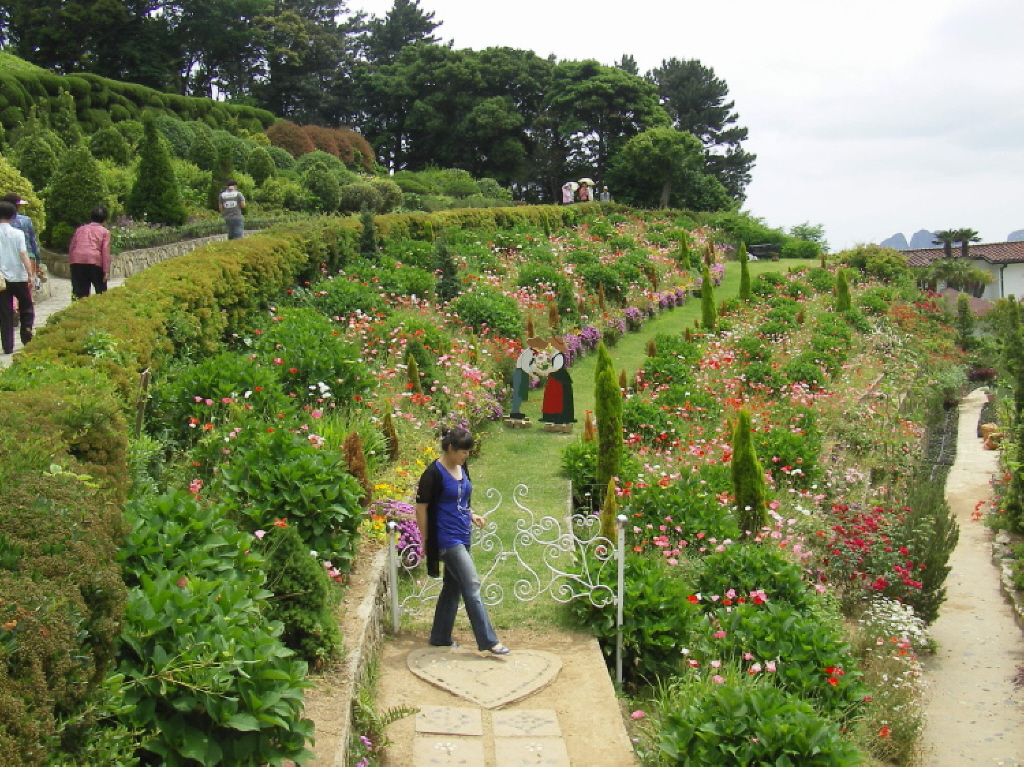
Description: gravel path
920,388,1024,764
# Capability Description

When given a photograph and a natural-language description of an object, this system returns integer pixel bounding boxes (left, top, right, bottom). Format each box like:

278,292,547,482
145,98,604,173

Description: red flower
687,594,700,603
273,518,288,528
879,726,891,738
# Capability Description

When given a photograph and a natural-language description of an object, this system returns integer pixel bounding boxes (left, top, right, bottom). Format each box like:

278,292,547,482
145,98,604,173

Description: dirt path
920,388,1024,764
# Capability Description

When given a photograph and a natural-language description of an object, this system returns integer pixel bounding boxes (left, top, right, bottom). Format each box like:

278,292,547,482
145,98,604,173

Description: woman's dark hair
440,427,474,452
90,205,108,223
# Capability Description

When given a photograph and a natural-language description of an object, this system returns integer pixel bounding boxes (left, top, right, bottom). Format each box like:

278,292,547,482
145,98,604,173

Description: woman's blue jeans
430,544,498,651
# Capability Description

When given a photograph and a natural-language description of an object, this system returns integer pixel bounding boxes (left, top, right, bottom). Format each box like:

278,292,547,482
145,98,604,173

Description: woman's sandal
488,643,511,655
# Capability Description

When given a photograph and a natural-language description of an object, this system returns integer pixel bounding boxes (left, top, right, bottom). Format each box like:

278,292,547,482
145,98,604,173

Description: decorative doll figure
509,336,546,420
539,337,576,425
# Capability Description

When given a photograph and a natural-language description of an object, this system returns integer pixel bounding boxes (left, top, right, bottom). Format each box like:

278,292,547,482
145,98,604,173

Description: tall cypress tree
738,242,751,301
732,409,767,534
835,269,852,312
701,264,717,331
594,341,622,503
127,117,187,225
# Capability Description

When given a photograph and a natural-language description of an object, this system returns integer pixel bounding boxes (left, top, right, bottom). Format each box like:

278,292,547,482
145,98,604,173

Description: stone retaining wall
43,233,230,280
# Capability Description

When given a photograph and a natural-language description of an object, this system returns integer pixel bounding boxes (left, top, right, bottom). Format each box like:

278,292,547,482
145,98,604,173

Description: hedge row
0,68,275,134
0,201,605,762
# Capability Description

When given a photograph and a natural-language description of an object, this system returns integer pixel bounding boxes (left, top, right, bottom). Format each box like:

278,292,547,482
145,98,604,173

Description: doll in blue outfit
415,427,510,654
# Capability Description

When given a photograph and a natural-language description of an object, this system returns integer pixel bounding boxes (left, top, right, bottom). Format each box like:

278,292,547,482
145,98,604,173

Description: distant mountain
1009,230,1024,242
908,230,936,249
879,232,908,250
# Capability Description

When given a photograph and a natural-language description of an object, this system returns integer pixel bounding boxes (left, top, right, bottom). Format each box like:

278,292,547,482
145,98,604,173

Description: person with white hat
0,200,34,354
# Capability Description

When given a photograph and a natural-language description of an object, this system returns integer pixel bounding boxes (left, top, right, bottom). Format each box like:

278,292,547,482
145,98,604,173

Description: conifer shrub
126,118,187,226
370,177,404,212
258,524,342,666
112,119,144,149
343,430,373,508
434,239,461,303
594,341,622,498
207,145,233,210
359,206,377,257
304,161,342,213
44,144,107,248
153,113,194,158
732,409,768,534
49,89,82,148
247,145,275,185
14,131,62,190
212,128,252,169
738,241,751,300
187,126,217,171
701,263,717,331
835,269,852,312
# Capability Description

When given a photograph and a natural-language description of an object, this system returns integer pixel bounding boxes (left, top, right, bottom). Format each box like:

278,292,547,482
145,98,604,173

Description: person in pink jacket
67,206,111,299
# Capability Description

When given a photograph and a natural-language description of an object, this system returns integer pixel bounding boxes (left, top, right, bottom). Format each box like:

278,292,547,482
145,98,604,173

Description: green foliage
49,89,82,147
214,428,365,570
246,145,275,185
517,261,574,313
146,351,294,447
579,262,627,305
738,242,751,300
126,118,187,226
451,286,523,339
15,130,62,189
153,113,195,158
434,239,461,303
835,269,852,312
257,524,341,666
249,307,372,404
658,684,863,765
594,341,623,498
303,161,342,213
896,473,958,624
359,206,378,258
187,127,218,171
44,144,106,247
568,555,703,685
732,409,768,533
88,125,131,165
207,146,233,211
303,275,386,319
0,153,46,233
694,602,867,717
339,182,383,214
623,469,738,541
118,491,314,765
700,264,717,331
697,543,816,610
369,177,404,212
781,238,822,259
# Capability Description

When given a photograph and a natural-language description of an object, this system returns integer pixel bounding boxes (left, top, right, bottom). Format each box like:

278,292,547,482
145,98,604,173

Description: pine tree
406,353,423,395
835,269,852,312
955,292,975,350
127,117,187,225
599,477,619,542
594,341,622,502
49,90,82,148
738,242,751,301
435,240,460,303
44,144,106,248
731,409,768,535
382,411,400,462
701,264,717,331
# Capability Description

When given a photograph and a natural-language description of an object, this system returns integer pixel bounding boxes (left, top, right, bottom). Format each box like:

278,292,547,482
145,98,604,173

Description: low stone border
43,234,231,280
331,546,391,767
993,532,1024,634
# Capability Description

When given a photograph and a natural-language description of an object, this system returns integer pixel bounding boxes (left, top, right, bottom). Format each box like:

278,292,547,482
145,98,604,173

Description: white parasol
563,181,579,191
578,177,595,186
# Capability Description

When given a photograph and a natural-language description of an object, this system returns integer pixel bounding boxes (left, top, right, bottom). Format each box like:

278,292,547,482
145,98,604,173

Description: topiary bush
15,131,62,190
126,117,187,226
44,144,107,248
246,145,275,185
303,161,342,213
88,126,130,165
338,182,383,214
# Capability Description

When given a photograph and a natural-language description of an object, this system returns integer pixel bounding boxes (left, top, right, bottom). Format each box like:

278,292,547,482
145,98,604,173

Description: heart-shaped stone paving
407,648,563,709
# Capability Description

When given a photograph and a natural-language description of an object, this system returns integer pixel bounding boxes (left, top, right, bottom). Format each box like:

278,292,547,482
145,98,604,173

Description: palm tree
927,258,994,298
952,228,981,259
932,229,957,258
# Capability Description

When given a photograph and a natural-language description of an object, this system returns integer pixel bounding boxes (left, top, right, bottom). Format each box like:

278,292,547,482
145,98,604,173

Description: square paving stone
492,709,561,737
494,736,571,766
413,736,486,766
415,705,483,736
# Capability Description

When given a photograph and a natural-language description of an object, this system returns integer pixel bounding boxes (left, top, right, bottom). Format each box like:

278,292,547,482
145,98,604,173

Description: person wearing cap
218,179,246,240
599,186,611,202
0,200,34,354
67,205,111,298
1,193,39,270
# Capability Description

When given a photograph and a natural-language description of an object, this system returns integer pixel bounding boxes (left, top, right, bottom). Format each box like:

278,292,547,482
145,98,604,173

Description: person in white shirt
0,200,34,354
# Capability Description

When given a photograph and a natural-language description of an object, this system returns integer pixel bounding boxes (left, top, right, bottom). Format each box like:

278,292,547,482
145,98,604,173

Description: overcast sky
355,0,1024,251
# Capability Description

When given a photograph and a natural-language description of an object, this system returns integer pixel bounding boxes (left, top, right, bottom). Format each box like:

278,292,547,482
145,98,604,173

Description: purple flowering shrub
371,498,423,567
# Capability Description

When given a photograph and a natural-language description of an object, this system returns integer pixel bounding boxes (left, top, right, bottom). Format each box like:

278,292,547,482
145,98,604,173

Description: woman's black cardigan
415,460,471,578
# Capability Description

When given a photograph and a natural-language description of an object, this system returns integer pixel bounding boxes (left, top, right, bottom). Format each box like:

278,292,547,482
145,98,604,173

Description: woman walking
415,427,510,654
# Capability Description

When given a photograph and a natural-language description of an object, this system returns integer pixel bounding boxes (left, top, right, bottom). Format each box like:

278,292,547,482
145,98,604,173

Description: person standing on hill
0,200,34,354
67,205,111,299
218,180,246,240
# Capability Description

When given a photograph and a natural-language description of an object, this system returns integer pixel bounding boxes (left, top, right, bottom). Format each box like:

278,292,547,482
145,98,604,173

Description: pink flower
713,630,726,639
743,652,754,661
254,530,266,540
630,710,645,720
712,675,725,684
311,410,323,418
177,576,188,587
710,660,721,668
273,357,283,365
765,661,777,672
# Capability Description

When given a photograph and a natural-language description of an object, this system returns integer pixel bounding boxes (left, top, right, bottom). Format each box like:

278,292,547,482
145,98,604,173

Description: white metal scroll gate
386,484,628,685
